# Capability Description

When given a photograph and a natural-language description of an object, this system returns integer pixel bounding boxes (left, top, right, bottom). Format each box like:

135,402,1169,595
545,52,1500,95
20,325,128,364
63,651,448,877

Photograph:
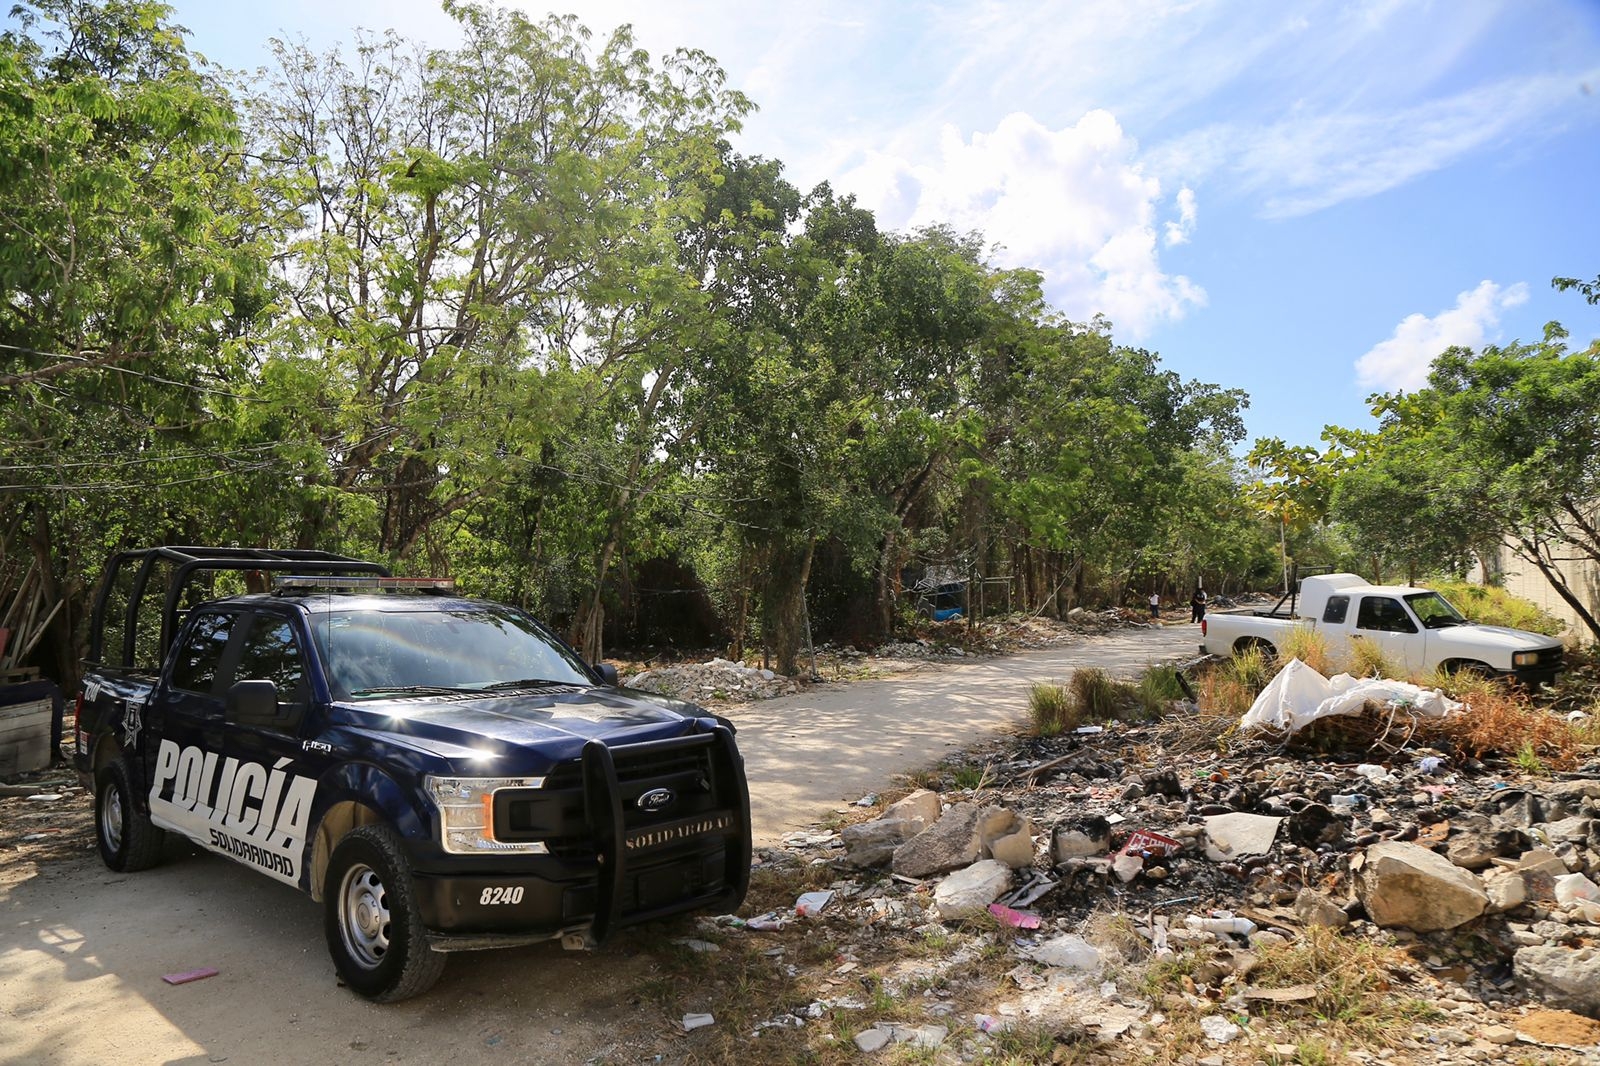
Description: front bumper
413,725,751,947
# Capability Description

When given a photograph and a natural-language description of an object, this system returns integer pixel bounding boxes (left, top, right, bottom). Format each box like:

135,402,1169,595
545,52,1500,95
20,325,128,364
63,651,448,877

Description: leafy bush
1426,579,1566,637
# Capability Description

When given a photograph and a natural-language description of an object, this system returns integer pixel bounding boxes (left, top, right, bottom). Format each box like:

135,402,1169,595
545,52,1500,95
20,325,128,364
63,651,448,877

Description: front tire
323,824,445,1002
96,758,166,872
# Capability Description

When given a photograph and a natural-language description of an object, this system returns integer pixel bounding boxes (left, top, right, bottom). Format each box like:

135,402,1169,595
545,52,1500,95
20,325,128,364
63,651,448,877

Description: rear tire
323,824,446,1002
96,758,166,872
1235,637,1277,659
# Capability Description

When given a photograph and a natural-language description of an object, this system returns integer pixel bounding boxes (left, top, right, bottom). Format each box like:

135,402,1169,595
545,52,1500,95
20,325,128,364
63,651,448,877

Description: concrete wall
1486,529,1600,646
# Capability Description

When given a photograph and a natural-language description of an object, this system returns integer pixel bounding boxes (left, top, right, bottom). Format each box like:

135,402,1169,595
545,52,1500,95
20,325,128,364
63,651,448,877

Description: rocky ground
6,616,1598,1065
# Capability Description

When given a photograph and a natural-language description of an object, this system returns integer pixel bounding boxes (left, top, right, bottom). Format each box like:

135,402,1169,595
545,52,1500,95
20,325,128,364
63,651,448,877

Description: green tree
1326,320,1600,640
0,0,262,683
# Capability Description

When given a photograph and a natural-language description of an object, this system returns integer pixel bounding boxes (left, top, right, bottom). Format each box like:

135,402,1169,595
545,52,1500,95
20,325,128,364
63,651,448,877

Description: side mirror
593,662,620,686
227,679,280,724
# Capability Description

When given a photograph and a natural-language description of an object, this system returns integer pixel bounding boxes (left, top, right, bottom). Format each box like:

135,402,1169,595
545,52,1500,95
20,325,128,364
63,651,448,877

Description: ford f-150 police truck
1200,573,1563,686
73,546,751,1001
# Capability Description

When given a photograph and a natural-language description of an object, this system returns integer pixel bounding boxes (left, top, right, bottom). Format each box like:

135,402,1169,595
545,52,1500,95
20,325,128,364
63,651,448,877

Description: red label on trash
1119,829,1181,858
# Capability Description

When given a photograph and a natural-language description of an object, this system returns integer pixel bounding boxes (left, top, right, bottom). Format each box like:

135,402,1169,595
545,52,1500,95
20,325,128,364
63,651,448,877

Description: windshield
311,604,592,698
1404,592,1466,629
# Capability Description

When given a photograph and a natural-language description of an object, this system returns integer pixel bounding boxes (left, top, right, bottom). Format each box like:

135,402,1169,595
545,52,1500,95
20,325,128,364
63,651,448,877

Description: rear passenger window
169,612,237,694
1322,595,1349,624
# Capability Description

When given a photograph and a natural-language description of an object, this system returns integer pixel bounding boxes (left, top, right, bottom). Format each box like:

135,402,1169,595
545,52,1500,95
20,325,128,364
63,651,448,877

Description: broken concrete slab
1202,813,1283,861
977,806,1035,868
884,789,941,830
1355,841,1488,932
892,802,982,879
933,859,1013,921
841,818,922,868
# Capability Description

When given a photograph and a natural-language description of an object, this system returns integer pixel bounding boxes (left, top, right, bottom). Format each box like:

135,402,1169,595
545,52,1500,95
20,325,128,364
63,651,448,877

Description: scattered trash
795,890,834,916
1417,755,1445,774
681,1012,715,1031
1184,914,1257,936
1199,1015,1243,1043
162,967,219,985
986,903,1041,929
1119,828,1182,859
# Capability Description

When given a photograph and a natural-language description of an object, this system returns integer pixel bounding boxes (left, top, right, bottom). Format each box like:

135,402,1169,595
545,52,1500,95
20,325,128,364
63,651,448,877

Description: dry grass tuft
1248,925,1440,1043
1345,638,1398,679
1070,666,1127,722
1029,681,1078,736
1196,645,1271,718
1417,686,1580,771
1280,627,1334,676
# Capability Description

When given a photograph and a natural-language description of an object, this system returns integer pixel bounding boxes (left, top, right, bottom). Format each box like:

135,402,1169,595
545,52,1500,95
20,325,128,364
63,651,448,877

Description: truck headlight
425,775,549,854
1512,651,1540,668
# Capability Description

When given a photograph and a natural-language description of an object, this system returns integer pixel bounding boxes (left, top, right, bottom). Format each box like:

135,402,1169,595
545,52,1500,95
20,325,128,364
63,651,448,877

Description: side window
231,614,310,731
1356,597,1416,634
168,612,237,694
1322,595,1349,625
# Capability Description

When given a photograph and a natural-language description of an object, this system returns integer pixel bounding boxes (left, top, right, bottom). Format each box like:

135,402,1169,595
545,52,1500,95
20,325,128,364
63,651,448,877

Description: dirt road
0,626,1197,1066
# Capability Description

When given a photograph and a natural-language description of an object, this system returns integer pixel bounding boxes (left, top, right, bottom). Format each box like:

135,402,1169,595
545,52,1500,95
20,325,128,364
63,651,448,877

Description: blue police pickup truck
73,546,750,1001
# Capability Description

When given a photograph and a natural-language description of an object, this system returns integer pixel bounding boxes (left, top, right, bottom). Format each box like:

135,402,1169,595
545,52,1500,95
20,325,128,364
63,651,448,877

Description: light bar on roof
272,575,456,592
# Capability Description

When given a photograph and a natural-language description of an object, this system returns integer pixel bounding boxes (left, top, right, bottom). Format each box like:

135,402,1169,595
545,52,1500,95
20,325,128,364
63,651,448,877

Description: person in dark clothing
1190,588,1207,624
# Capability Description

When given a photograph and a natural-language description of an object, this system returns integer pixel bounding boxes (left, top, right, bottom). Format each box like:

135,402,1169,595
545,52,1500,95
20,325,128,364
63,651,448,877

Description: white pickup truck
1200,573,1564,685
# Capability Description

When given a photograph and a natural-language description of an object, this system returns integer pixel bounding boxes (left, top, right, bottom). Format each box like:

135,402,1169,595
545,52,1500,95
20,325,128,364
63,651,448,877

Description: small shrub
1029,682,1077,735
1515,740,1549,777
1196,647,1270,718
1416,686,1578,770
952,763,993,790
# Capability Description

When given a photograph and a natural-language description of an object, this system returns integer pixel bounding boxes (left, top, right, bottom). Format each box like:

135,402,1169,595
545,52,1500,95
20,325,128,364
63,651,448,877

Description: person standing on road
1190,587,1207,624
1148,591,1160,620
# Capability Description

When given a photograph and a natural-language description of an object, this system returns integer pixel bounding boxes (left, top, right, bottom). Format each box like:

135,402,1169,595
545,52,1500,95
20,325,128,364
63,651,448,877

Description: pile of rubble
725,719,1600,1061
624,658,799,704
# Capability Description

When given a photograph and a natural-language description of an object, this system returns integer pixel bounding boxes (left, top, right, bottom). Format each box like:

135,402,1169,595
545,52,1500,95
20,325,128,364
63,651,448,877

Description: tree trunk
762,539,815,677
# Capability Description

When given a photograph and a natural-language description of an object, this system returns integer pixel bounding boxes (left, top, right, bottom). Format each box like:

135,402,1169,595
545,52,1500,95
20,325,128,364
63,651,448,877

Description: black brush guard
580,726,751,943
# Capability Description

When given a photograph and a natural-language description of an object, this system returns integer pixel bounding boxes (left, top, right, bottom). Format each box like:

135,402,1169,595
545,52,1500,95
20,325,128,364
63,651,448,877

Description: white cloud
839,110,1205,337
1354,280,1530,392
1164,187,1197,246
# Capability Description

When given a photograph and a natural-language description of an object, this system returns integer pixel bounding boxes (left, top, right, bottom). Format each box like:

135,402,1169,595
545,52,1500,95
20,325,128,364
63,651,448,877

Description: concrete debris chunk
1202,813,1283,861
892,802,982,879
841,818,922,868
1514,945,1600,1019
1052,816,1111,861
933,859,1013,920
883,789,942,830
1356,841,1488,932
977,806,1035,868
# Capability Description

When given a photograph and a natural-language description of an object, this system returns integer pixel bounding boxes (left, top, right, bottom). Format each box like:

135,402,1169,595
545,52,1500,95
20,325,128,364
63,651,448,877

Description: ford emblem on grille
637,787,675,812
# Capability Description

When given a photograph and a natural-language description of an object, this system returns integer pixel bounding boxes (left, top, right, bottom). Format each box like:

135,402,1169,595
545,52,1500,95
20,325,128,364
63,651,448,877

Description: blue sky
159,1,1600,447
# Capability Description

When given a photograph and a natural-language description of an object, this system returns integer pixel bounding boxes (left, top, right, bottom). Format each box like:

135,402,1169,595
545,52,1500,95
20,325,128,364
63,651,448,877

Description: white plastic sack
1238,659,1333,732
1239,659,1462,735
